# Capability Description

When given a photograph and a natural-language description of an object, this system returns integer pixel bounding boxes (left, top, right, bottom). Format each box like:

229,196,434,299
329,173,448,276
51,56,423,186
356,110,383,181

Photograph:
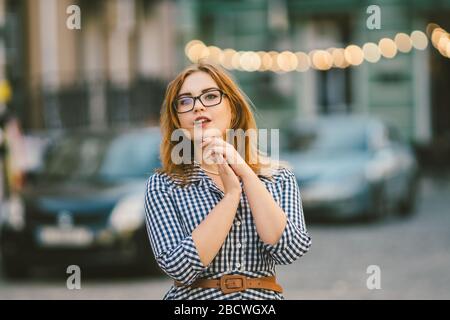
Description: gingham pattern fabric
144,162,312,300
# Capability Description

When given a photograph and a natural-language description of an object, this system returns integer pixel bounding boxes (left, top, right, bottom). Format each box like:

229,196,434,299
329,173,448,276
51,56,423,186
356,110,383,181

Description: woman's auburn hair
157,61,285,184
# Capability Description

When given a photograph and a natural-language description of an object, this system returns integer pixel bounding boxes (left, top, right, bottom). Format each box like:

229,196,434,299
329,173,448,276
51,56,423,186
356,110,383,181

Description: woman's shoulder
146,169,180,190
272,166,296,183
258,163,296,184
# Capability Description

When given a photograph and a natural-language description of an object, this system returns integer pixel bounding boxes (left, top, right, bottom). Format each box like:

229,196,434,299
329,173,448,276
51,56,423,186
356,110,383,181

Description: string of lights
184,24,450,73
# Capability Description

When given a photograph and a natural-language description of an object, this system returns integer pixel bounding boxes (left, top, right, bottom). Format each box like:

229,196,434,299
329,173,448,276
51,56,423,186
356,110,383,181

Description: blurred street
1,170,449,300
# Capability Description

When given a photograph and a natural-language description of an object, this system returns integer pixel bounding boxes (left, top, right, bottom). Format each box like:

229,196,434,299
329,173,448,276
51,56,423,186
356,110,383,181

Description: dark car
281,115,419,222
0,127,162,278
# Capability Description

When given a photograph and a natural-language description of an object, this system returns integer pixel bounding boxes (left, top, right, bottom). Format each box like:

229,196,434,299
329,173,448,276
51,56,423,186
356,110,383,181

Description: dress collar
187,161,225,195
185,160,210,183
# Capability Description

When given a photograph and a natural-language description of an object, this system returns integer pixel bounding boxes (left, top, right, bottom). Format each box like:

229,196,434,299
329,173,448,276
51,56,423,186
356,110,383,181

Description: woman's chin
188,126,224,142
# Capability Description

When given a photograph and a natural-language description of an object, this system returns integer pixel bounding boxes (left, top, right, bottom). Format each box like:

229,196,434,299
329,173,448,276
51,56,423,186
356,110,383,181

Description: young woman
144,62,311,300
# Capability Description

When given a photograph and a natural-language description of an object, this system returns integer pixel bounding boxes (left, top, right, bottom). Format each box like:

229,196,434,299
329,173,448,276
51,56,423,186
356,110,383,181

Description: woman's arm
193,157,242,267
145,159,241,286
240,170,287,245
200,137,311,263
192,190,240,267
146,176,204,286
247,168,312,265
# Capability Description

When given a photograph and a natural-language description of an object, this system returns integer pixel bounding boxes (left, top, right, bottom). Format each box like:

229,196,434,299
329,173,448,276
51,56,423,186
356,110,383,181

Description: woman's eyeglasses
173,89,226,113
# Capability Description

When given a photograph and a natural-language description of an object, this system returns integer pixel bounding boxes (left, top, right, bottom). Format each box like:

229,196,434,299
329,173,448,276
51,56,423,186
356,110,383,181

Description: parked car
0,127,162,278
281,114,419,221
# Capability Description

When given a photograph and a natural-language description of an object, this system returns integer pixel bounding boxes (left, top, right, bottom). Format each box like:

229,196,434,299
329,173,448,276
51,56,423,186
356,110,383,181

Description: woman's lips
193,119,211,127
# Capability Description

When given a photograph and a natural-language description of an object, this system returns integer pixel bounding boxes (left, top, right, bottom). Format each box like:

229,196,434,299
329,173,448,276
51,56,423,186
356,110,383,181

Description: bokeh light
394,33,413,53
379,38,398,59
221,48,237,70
311,50,333,70
344,45,364,66
295,51,311,72
410,30,428,50
362,42,381,63
277,51,298,72
330,48,349,68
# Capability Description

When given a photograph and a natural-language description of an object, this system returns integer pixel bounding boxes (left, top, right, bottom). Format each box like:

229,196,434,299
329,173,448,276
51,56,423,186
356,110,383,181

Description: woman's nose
193,98,206,112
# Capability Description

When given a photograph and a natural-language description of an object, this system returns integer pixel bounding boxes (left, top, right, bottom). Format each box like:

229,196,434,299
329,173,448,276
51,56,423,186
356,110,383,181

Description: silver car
281,115,419,221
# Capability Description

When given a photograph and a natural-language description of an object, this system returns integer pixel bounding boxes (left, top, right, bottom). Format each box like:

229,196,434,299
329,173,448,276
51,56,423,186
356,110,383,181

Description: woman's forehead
179,71,219,95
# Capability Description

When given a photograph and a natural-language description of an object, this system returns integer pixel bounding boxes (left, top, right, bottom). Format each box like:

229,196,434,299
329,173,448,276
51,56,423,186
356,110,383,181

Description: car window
99,131,160,180
286,120,369,153
41,130,160,181
43,136,107,180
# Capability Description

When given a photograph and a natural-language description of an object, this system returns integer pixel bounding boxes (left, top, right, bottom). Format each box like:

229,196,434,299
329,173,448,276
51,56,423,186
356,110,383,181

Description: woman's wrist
238,165,257,182
224,189,241,200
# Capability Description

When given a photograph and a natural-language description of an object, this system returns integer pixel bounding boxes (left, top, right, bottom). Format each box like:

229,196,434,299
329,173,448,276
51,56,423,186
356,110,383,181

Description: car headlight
109,194,144,234
365,149,396,182
2,195,25,231
365,160,388,182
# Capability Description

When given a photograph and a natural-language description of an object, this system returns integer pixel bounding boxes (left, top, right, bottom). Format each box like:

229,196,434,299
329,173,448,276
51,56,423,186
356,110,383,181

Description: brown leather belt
174,274,283,294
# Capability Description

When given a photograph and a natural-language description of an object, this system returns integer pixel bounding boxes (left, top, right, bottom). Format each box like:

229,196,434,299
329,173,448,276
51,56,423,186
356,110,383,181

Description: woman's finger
203,145,225,158
202,136,225,148
217,155,234,175
203,147,226,164
200,137,213,148
201,139,222,156
208,138,242,164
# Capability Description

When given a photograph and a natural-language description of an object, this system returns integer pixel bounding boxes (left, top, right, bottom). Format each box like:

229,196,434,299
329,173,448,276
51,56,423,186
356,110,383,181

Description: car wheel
398,172,419,217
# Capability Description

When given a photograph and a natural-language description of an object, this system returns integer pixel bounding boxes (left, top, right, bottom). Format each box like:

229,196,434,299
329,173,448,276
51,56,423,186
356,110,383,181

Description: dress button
235,262,241,268
236,243,242,248
236,221,241,226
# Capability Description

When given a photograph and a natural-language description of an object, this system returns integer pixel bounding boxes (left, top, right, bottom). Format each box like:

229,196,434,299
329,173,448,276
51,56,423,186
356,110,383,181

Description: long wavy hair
157,62,284,185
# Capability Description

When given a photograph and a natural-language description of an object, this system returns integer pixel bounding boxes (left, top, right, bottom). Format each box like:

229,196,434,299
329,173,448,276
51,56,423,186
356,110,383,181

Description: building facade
1,0,449,160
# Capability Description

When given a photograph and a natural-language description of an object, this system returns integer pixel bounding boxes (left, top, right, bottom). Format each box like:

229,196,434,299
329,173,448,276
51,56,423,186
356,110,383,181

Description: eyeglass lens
175,90,222,113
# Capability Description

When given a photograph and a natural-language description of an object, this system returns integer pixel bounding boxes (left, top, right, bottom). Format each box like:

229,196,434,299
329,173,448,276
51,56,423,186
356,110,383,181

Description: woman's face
176,71,233,141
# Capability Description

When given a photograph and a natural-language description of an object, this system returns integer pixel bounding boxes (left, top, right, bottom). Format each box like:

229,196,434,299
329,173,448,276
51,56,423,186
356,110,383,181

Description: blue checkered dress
144,162,312,300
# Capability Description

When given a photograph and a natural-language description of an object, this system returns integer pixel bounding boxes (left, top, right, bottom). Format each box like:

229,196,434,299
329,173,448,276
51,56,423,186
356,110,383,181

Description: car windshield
41,130,160,182
286,119,369,154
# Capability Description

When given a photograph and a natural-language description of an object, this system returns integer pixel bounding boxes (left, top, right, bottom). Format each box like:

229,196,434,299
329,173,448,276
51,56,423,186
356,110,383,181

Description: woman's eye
179,98,192,106
205,93,218,100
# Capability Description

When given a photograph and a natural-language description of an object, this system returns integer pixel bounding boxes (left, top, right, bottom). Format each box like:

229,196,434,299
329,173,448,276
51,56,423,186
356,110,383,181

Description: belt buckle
220,274,247,294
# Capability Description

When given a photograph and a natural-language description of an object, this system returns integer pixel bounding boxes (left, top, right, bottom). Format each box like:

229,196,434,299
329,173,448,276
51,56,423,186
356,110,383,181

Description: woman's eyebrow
177,87,219,98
